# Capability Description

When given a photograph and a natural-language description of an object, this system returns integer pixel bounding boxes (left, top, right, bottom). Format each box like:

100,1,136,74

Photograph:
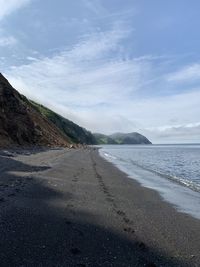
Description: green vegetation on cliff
92,133,117,144
93,132,151,145
30,101,96,144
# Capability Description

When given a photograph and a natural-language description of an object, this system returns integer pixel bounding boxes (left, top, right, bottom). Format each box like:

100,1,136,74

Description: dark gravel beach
0,148,199,267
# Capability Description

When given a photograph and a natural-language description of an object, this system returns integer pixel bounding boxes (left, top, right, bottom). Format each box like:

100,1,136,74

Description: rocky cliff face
0,73,71,147
30,101,96,145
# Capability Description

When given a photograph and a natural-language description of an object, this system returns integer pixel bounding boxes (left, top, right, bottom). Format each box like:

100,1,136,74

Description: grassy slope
29,101,96,145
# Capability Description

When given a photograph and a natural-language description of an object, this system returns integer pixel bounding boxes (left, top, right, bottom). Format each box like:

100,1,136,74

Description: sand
0,147,199,267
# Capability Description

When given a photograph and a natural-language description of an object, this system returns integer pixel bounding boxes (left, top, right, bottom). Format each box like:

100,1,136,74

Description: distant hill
0,73,95,147
93,132,152,145
93,133,118,145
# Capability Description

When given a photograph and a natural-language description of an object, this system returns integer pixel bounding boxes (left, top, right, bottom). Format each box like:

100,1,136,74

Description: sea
99,144,200,220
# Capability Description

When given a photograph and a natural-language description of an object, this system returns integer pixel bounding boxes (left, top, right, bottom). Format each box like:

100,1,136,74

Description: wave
101,150,200,193
128,159,200,193
103,152,118,160
99,146,200,220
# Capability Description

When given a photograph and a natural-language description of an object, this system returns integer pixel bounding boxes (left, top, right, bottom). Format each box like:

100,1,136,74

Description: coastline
0,147,199,266
98,145,200,220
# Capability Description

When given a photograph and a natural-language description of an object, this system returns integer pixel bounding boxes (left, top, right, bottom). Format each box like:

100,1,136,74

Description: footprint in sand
67,203,74,208
8,193,16,197
123,227,135,234
70,247,81,255
106,197,114,203
145,263,157,267
65,220,72,225
64,221,84,237
116,210,126,217
75,229,84,237
123,217,132,224
137,241,148,252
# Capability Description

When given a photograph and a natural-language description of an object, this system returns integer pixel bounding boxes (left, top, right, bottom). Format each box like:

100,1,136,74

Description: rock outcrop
0,73,71,147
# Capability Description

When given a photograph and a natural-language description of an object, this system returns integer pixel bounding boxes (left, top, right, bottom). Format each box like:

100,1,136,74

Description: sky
0,0,200,143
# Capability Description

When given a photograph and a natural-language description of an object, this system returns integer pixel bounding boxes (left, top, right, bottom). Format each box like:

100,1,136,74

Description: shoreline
0,147,199,266
98,145,200,220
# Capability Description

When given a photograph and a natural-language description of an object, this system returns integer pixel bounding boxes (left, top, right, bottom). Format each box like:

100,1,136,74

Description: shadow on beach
0,152,192,267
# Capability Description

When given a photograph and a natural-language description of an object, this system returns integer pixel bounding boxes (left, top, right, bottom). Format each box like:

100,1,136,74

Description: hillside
0,73,95,147
30,101,96,145
93,132,152,145
0,73,151,147
93,133,117,144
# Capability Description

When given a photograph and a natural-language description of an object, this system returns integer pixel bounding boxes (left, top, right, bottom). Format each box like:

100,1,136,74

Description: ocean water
99,144,200,220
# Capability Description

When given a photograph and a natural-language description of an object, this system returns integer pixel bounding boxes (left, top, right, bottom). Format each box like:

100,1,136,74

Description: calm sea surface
99,144,200,219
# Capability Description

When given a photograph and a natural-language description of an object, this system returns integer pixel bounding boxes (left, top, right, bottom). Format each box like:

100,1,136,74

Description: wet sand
0,148,199,267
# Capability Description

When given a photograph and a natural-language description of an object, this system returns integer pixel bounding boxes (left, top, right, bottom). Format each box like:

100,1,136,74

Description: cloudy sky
0,0,200,143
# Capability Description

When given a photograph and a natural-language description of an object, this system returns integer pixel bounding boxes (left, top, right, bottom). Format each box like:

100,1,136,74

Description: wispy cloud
0,36,17,46
3,6,200,143
82,0,106,15
167,63,200,83
5,25,147,108
4,25,151,128
0,0,31,20
67,28,130,61
143,122,200,144
5,22,200,143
